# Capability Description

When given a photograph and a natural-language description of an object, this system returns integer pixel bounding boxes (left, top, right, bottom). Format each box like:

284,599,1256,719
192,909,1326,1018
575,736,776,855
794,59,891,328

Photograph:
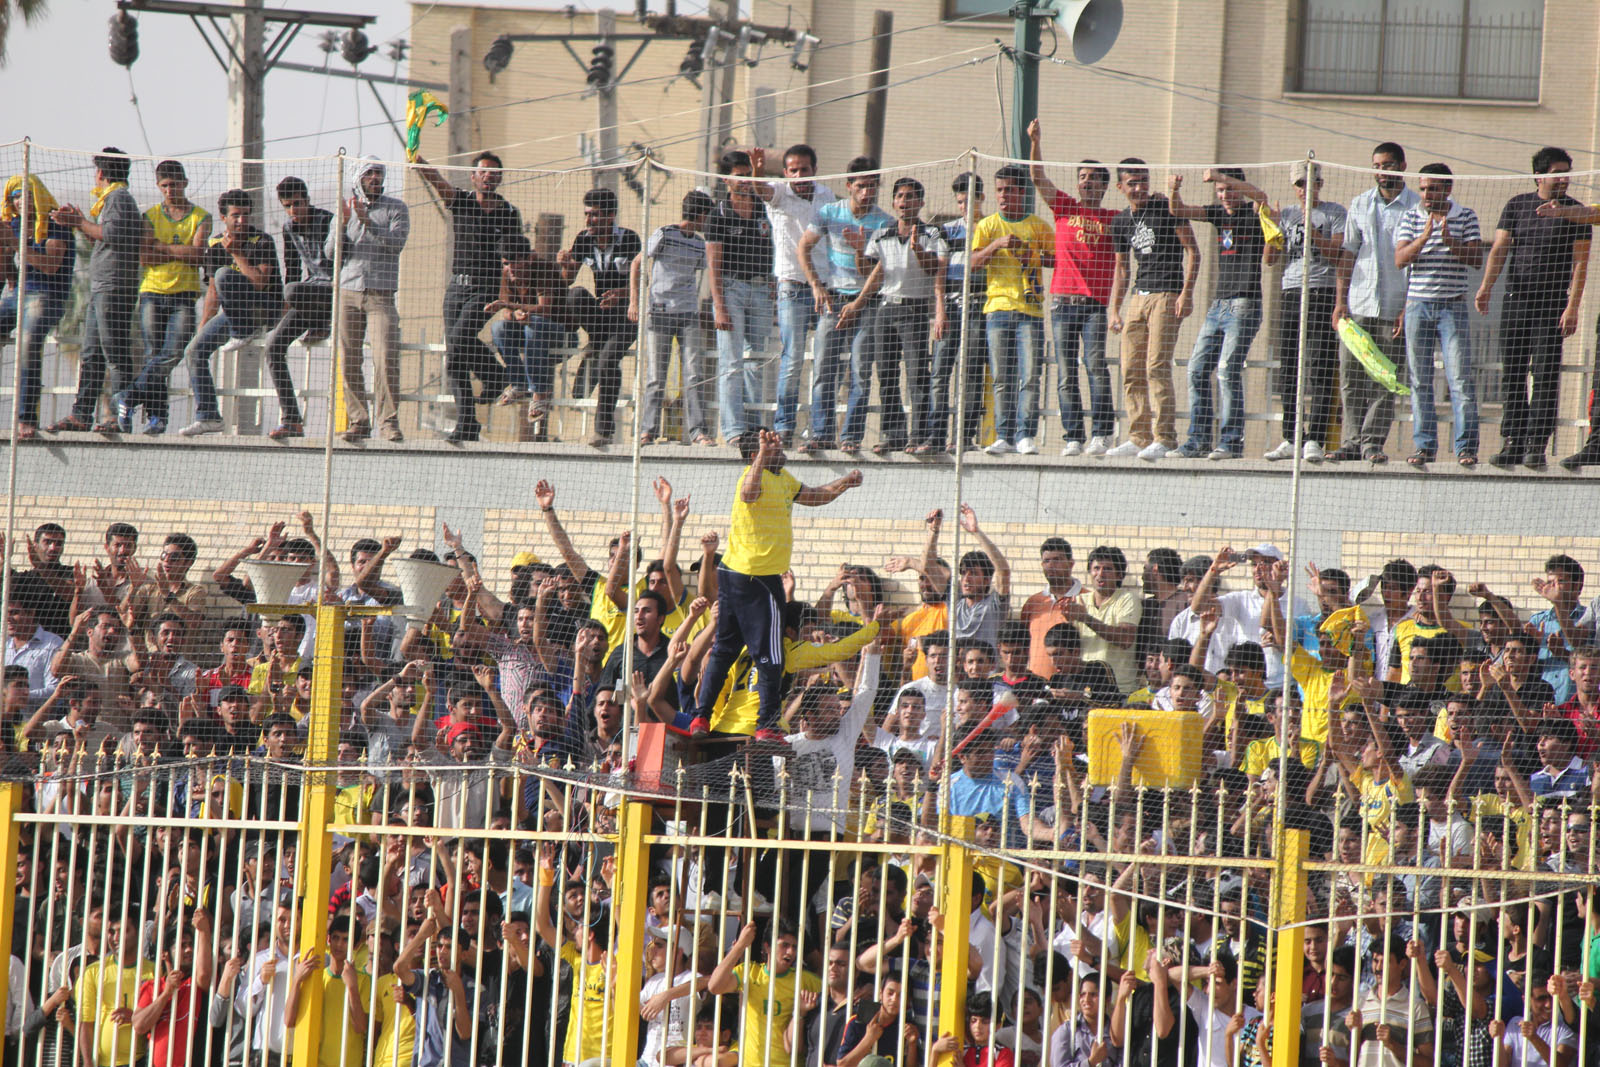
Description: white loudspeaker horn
1057,0,1121,65
241,560,307,607
389,557,459,627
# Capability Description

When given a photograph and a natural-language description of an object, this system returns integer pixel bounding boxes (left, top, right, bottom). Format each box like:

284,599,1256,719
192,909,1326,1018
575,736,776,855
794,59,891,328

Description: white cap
1243,543,1284,561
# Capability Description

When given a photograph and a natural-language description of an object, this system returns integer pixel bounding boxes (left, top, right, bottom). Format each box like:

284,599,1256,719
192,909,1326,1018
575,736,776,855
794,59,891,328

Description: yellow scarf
1,175,58,243
90,180,128,220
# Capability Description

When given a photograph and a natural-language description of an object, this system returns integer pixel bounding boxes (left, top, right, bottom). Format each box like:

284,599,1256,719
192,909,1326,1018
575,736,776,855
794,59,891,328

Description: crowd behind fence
4,139,1600,468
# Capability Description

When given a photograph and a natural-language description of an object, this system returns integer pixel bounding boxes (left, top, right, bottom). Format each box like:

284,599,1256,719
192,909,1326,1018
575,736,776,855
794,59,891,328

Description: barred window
1294,0,1543,101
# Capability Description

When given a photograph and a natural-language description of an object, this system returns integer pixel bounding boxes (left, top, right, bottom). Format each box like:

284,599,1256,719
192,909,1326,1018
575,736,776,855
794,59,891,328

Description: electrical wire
124,68,156,157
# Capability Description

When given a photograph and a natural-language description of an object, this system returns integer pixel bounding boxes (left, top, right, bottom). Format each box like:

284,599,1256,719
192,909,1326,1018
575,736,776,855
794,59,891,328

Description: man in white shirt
780,630,883,833
753,144,837,444
1190,543,1306,688
1184,953,1259,1067
244,903,294,1060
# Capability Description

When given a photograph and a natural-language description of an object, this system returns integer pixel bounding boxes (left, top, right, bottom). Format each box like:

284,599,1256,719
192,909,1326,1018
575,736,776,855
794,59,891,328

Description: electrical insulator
340,28,375,65
108,11,140,68
587,43,614,87
483,34,513,78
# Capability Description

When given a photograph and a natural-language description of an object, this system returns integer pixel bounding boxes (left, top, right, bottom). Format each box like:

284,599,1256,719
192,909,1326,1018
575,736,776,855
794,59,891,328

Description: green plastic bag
1338,317,1410,396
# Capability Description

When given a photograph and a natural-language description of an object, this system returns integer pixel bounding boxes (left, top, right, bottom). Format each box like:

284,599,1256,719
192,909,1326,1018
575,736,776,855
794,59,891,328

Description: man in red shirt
133,910,214,1067
195,625,253,709
1559,645,1600,758
1029,119,1119,456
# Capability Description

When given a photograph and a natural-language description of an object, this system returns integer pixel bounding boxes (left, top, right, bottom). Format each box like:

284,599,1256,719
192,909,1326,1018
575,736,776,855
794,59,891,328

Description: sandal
46,415,90,433
1458,453,1478,468
496,385,528,406
638,431,657,446
16,424,37,441
838,440,860,453
691,433,716,447
526,398,550,422
269,422,305,440
1406,451,1433,468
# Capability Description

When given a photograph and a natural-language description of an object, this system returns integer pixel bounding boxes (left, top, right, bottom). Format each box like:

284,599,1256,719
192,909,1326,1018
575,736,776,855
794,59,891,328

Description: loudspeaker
1057,0,1121,65
389,557,459,627
240,560,306,608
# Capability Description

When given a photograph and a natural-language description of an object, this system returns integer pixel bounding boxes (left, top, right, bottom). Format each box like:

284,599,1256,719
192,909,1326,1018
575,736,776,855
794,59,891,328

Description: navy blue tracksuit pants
695,566,786,730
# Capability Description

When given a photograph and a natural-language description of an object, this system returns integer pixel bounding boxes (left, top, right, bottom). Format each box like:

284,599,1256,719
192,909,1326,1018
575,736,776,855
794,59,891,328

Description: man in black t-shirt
1475,145,1592,469
417,151,524,443
1169,168,1267,459
559,186,643,446
1106,159,1198,461
178,187,283,436
706,150,777,444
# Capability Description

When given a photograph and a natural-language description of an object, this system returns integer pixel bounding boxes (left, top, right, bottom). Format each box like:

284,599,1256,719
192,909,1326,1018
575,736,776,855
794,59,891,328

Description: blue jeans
1404,296,1478,456
0,287,66,426
715,278,774,441
127,292,200,420
1184,296,1262,453
775,282,817,436
1051,297,1114,442
184,269,276,422
985,310,1045,444
930,298,986,446
844,298,917,447
490,314,568,396
639,309,710,440
809,295,873,443
70,288,139,420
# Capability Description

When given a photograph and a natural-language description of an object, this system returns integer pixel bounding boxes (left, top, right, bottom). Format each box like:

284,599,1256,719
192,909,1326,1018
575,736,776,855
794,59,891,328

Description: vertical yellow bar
936,814,975,1067
0,781,23,1067
1271,827,1310,1067
609,798,651,1067
291,603,349,1067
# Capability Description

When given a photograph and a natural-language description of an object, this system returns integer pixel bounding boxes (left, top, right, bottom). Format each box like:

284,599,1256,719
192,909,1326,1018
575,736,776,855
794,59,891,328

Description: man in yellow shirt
707,919,821,1067
689,428,862,742
77,909,156,1066
969,163,1055,456
125,158,209,434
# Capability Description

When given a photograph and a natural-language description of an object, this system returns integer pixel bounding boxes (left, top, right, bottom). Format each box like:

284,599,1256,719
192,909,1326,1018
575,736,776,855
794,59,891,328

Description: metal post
1270,828,1310,1067
229,0,266,206
609,799,651,1067
1,140,29,661
935,814,975,1066
595,9,619,193
1011,0,1041,209
448,27,474,165
862,11,893,161
620,157,651,757
0,782,23,1067
329,151,347,435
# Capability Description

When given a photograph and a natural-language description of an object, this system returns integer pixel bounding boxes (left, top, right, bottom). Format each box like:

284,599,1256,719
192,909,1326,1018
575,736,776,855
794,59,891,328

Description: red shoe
752,728,787,744
688,717,709,738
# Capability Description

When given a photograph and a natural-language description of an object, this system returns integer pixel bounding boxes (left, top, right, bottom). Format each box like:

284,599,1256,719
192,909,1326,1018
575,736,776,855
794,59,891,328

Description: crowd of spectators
0,429,1598,1067
7,139,1600,468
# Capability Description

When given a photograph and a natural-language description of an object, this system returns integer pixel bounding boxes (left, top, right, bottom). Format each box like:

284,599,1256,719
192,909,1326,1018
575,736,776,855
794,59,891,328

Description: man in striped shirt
1395,164,1484,466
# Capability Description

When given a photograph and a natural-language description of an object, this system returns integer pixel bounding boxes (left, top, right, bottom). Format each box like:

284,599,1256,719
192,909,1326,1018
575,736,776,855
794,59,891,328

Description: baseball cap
444,722,479,747
511,551,541,570
1243,543,1284,561
1291,160,1321,185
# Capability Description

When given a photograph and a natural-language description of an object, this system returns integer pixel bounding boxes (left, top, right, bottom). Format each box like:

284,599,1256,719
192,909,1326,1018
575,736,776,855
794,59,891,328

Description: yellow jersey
371,974,415,1067
724,466,802,576
141,203,210,294
77,958,156,1065
1241,736,1320,777
709,622,879,735
971,212,1053,316
734,962,821,1067
1288,647,1356,743
314,967,370,1067
561,943,612,1064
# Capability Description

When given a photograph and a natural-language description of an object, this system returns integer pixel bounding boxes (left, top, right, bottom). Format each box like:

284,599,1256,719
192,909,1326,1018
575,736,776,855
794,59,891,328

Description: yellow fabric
1352,768,1414,865
732,961,821,1067
1288,646,1356,743
1242,735,1320,777
248,656,303,695
710,622,879,734
315,967,370,1067
561,943,612,1064
334,783,371,837
207,774,244,820
1258,203,1285,250
77,957,155,1065
2,175,58,243
724,466,803,576
975,853,1025,905
894,602,949,680
404,91,449,161
1471,792,1534,870
972,212,1054,316
372,973,415,1067
1391,618,1443,683
141,203,210,294
1110,913,1155,981
1080,588,1141,693
90,181,128,220
1317,605,1369,656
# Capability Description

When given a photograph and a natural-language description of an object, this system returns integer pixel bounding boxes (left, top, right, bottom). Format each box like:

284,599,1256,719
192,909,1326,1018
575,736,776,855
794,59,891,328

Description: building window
1295,0,1543,101
945,0,1011,21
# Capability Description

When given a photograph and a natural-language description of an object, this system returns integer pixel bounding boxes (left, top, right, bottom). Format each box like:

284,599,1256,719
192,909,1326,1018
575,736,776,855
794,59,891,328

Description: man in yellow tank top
688,427,862,742
121,159,209,434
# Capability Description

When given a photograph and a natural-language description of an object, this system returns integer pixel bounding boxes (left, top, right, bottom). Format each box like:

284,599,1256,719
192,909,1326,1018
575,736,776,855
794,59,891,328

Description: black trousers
262,281,332,423
444,279,506,432
1498,293,1565,451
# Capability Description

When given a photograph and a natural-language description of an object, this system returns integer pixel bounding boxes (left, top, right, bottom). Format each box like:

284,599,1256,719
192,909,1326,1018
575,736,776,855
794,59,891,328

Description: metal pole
620,156,651,760
595,9,619,194
1,139,30,662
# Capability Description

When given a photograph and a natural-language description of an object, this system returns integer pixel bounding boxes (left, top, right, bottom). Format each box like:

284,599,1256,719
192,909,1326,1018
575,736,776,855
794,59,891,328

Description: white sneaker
1016,437,1038,455
178,418,224,437
219,327,267,354
983,439,1014,455
1303,440,1325,462
1084,436,1110,457
1206,448,1235,461
1137,442,1169,462
1263,440,1295,461
1061,440,1084,457
1104,440,1141,458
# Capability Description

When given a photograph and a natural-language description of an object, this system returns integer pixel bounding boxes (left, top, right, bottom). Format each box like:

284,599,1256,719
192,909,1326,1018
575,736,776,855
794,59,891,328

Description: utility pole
699,0,738,177
862,10,892,162
1010,0,1042,166
228,0,266,205
595,9,619,192
448,26,473,164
